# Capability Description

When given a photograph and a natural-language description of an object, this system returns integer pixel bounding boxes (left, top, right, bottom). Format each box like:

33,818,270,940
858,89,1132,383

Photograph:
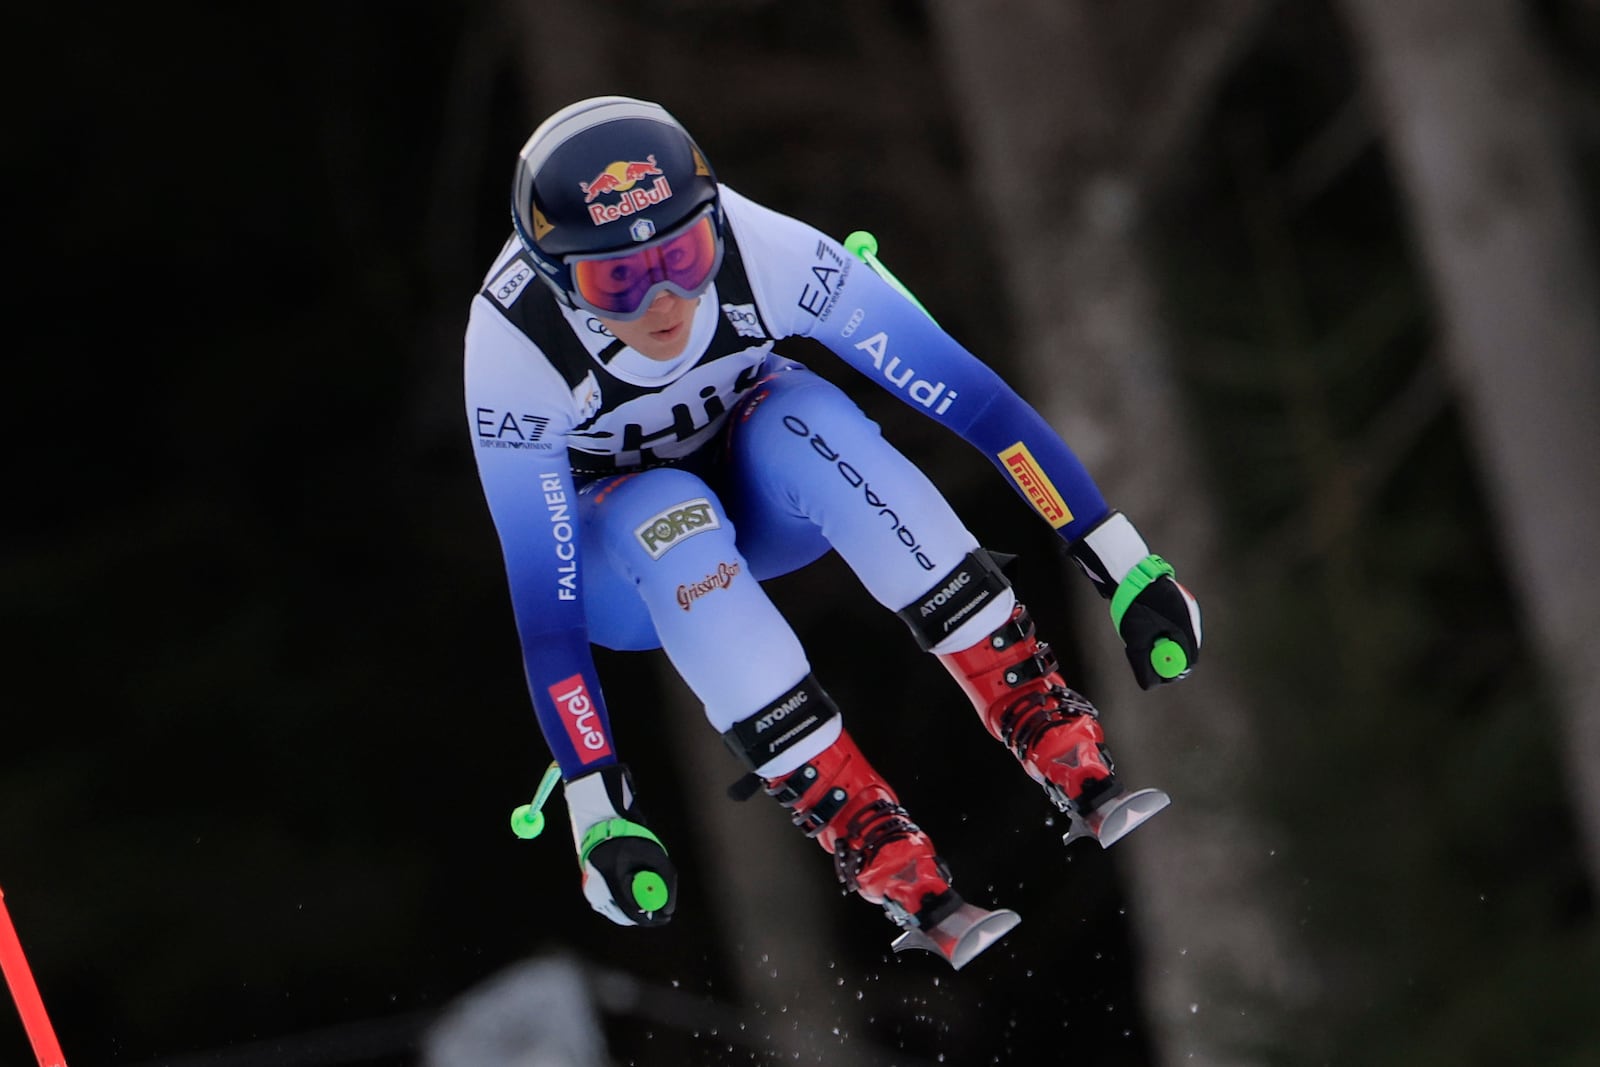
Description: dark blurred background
7,2,1600,1065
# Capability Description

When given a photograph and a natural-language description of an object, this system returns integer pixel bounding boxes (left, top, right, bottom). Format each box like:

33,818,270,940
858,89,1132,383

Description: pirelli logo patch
999,442,1073,528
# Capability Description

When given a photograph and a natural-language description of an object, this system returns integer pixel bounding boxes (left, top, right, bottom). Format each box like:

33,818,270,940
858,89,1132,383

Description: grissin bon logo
579,155,672,226
676,560,740,611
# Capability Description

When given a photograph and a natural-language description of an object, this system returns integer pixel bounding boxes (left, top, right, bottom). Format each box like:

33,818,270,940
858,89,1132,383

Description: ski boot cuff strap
896,548,1013,652
1110,555,1176,633
1069,511,1151,600
578,817,664,866
721,674,841,774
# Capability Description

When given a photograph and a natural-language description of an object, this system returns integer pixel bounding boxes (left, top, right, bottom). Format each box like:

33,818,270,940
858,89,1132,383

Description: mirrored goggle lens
570,213,720,318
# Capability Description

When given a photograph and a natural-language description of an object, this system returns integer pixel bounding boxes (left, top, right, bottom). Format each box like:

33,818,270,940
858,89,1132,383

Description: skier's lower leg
719,676,959,931
935,602,1123,816
722,674,1020,966
765,728,960,931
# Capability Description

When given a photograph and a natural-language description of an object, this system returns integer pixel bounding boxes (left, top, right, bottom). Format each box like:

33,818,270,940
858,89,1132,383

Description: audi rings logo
488,260,534,309
635,498,720,559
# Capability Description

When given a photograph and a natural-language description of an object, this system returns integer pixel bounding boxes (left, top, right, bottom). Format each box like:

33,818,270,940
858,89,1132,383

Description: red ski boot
937,604,1169,847
763,729,1019,968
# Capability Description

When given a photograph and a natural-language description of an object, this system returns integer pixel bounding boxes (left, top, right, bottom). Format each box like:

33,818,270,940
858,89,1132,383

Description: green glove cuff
1109,554,1176,633
578,818,665,867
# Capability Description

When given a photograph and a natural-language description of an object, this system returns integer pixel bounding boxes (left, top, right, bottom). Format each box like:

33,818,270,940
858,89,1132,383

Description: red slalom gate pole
0,885,68,1067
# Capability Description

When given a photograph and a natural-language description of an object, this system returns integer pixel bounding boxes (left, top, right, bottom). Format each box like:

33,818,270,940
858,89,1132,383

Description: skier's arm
467,297,679,925
819,262,1201,686
465,303,621,776
728,189,1200,686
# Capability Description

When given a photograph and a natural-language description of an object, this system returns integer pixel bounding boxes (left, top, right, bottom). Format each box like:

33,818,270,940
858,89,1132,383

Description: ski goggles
564,205,724,321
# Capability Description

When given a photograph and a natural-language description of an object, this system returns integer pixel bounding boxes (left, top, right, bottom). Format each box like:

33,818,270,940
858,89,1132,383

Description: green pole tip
843,230,878,259
510,805,546,840
631,870,669,911
1150,638,1188,680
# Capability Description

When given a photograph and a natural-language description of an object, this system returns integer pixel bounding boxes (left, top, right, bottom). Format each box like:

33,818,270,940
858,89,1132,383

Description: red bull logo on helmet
579,155,672,225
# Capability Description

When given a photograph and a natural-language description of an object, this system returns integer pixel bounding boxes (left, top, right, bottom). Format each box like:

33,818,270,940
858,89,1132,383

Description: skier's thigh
578,468,732,649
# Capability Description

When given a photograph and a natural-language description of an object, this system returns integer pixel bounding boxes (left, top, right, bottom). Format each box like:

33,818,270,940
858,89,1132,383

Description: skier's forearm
519,624,619,778
476,452,620,777
955,388,1110,541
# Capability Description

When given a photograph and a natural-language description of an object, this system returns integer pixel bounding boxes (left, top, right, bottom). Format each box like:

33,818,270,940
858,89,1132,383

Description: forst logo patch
579,156,672,226
999,442,1074,528
634,498,720,558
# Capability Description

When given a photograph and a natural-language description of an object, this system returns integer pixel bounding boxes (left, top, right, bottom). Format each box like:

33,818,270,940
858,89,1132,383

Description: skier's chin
604,296,698,361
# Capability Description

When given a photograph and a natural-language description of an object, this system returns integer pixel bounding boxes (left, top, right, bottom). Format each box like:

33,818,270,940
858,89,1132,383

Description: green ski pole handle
1112,556,1192,681
844,230,939,325
630,870,670,913
1150,637,1188,680
510,761,563,840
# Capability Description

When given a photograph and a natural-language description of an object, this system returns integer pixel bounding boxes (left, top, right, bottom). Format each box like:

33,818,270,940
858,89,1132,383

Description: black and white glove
564,764,677,927
1068,511,1203,690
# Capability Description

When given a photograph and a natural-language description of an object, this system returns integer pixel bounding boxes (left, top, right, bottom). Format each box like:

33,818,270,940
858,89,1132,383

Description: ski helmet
512,96,725,320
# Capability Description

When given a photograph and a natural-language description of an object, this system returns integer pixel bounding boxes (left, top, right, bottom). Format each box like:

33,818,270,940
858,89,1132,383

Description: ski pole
509,762,563,840
846,230,1188,681
0,885,69,1067
843,230,940,325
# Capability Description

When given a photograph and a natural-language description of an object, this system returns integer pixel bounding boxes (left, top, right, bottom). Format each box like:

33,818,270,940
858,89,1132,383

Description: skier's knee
590,468,733,564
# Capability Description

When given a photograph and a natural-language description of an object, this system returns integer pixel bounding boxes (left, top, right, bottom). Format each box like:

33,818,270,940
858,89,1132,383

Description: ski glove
563,763,678,927
1068,511,1203,690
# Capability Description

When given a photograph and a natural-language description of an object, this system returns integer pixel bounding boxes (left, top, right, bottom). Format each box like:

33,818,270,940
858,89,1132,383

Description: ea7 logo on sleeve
634,497,720,559
488,260,535,308
549,674,612,763
999,442,1074,528
475,408,552,450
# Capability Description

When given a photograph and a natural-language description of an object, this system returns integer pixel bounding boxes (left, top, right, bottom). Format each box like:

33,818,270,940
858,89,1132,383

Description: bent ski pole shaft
843,231,939,325
0,886,68,1067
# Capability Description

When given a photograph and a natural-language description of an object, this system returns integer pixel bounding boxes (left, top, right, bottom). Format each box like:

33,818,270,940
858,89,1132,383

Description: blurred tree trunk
1335,0,1600,891
925,2,1317,1063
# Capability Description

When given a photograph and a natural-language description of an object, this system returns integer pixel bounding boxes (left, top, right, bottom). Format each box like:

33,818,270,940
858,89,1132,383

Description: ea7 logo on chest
635,497,720,559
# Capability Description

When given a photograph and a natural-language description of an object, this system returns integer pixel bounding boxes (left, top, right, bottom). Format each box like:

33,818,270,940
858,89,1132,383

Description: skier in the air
465,96,1202,968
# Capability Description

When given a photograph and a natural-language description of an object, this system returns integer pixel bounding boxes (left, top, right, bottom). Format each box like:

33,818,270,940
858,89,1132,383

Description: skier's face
595,291,699,361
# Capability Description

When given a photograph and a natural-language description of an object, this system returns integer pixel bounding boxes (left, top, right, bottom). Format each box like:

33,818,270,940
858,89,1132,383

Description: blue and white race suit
464,186,1111,781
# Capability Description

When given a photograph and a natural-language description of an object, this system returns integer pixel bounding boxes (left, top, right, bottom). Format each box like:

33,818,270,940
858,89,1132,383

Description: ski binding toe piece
1062,787,1171,848
890,901,1021,970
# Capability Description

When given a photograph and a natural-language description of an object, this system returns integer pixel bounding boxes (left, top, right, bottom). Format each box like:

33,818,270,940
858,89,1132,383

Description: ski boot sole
1062,787,1170,848
890,901,1022,970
